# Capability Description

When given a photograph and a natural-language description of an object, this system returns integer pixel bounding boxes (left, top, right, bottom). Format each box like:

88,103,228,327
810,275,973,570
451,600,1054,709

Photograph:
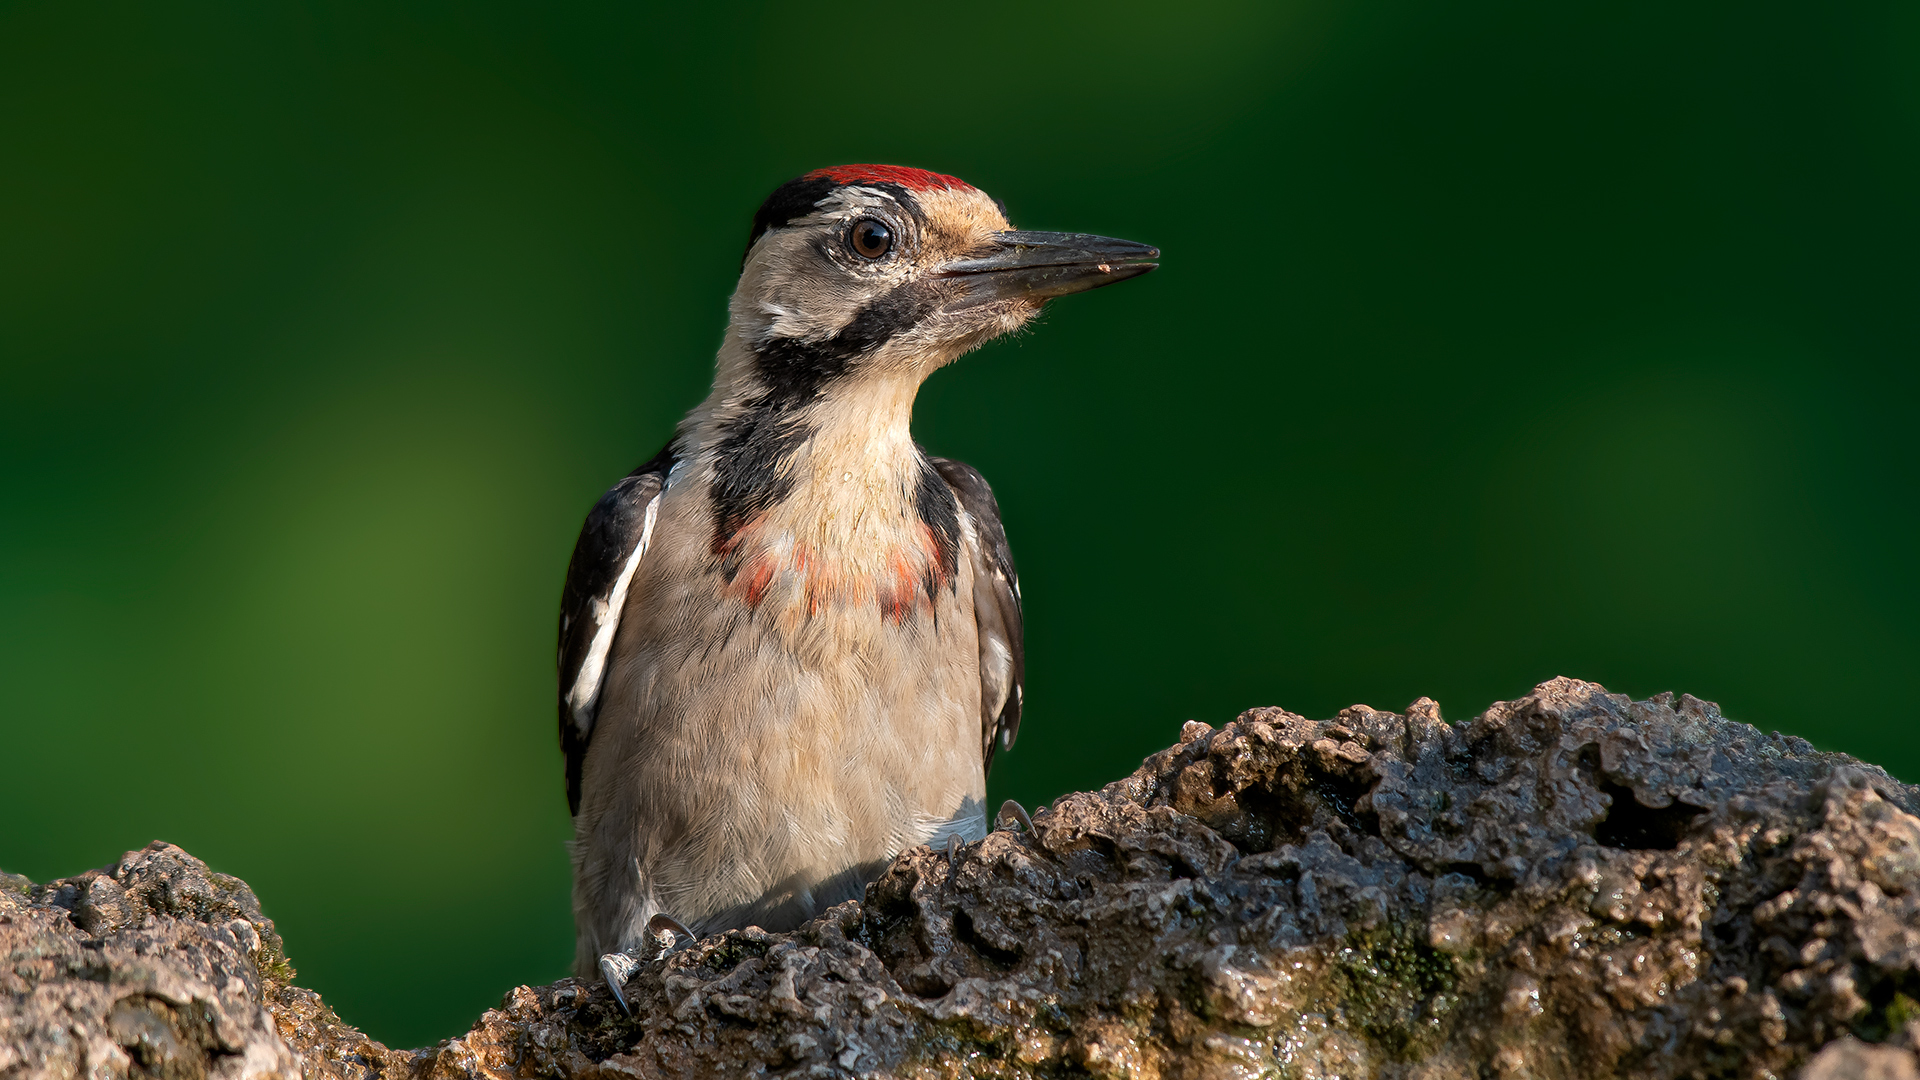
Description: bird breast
681,440,956,633
713,498,954,625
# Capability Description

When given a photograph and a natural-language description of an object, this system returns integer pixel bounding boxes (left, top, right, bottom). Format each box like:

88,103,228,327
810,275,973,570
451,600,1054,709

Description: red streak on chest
741,558,776,608
717,520,951,621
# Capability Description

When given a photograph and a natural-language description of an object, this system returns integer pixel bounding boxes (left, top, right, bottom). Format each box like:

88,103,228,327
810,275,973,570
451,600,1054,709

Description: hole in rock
1852,973,1920,1043
1594,781,1703,850
1313,774,1381,839
1200,783,1312,855
953,908,1022,969
1194,769,1382,855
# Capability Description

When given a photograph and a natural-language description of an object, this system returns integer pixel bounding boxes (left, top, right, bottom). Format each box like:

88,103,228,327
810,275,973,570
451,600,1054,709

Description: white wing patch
565,495,659,735
979,634,1013,720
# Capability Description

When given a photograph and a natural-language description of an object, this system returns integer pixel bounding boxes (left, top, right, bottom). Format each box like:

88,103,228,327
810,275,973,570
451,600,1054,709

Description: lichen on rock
5,677,1919,1078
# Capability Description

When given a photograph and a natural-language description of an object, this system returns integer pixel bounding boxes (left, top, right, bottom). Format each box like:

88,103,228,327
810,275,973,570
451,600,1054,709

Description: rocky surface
5,678,1919,1079
0,842,355,1080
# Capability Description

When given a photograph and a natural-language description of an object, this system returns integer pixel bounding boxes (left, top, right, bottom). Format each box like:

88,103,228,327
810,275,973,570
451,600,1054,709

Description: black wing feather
929,457,1025,774
557,442,675,816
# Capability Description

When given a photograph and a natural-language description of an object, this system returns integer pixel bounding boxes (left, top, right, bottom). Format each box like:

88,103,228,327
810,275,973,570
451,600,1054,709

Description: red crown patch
806,165,973,193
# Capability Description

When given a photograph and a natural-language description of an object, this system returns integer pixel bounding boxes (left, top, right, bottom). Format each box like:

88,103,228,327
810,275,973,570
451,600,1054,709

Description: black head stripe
743,176,924,265
867,182,927,227
746,175,838,258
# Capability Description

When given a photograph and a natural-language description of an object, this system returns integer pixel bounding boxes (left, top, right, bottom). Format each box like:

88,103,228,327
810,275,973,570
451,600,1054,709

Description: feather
556,443,675,816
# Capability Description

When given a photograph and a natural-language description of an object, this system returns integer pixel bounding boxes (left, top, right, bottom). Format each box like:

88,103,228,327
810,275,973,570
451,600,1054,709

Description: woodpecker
556,165,1156,999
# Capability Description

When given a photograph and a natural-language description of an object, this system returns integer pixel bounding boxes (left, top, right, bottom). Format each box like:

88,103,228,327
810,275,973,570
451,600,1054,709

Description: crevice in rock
1438,862,1491,887
1314,773,1381,839
1594,781,1704,850
952,908,1021,970
1851,972,1920,1044
1199,781,1314,855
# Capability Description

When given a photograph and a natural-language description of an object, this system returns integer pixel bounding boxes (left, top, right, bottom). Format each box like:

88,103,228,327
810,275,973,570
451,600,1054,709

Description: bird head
723,165,1157,403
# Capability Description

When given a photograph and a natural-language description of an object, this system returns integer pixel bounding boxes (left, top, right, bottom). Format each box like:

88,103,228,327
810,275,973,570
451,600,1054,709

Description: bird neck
687,339,936,557
795,375,923,474
682,337,958,615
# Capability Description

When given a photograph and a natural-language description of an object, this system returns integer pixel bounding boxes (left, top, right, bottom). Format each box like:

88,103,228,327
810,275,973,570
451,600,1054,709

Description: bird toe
597,951,640,1016
995,798,1033,833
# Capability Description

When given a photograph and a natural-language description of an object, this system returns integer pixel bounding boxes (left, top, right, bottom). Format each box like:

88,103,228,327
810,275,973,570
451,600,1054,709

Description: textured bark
5,678,1919,1079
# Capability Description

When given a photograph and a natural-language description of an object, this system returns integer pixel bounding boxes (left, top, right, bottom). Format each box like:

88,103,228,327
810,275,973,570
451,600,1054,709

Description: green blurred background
4,0,1916,1049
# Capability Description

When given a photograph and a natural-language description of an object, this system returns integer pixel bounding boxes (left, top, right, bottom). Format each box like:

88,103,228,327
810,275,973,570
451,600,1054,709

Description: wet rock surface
6,678,1919,1078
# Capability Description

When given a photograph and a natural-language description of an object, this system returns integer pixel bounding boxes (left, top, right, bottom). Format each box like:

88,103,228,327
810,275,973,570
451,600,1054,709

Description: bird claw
946,833,963,873
597,914,698,1017
597,951,641,1016
646,913,695,953
995,798,1033,833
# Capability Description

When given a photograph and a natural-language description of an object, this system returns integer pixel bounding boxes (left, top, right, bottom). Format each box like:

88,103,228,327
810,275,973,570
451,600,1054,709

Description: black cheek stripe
750,279,944,409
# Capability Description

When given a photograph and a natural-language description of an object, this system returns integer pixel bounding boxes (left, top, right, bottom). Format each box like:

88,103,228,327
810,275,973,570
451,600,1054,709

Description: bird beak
937,230,1159,311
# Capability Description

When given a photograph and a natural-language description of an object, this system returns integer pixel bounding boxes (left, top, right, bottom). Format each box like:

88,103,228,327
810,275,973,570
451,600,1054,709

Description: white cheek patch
566,495,660,735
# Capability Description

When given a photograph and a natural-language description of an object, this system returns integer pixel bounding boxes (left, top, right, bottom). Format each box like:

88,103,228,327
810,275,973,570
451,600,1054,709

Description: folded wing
557,447,674,815
929,457,1025,773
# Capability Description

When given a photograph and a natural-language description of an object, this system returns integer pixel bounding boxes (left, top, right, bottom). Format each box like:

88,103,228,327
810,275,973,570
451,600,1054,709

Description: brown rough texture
5,678,1919,1079
0,842,399,1080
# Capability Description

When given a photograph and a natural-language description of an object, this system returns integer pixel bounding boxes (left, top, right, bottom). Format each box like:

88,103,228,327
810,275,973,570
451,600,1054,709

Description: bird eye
849,219,894,260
